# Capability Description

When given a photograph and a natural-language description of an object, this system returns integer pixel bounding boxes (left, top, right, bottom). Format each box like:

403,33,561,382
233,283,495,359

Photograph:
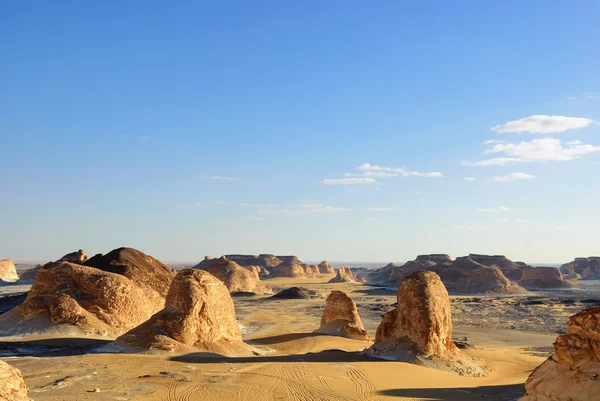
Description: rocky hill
193,256,272,294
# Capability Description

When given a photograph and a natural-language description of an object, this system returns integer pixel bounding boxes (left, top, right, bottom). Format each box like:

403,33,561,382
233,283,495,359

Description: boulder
518,267,573,289
85,247,175,303
0,259,18,283
317,261,335,274
193,256,272,294
3,261,166,337
328,267,355,283
520,307,600,401
117,269,254,355
369,271,485,375
0,360,32,401
56,249,88,264
314,291,370,341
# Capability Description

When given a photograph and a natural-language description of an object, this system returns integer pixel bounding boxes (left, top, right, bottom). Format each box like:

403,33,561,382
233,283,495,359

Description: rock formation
0,360,32,401
520,307,600,401
117,269,254,356
225,254,283,270
328,267,356,283
56,249,88,264
563,265,582,280
370,262,399,283
356,275,367,284
17,265,42,284
0,259,18,283
518,267,573,289
269,259,314,278
307,264,320,274
317,261,335,274
387,254,526,294
467,254,526,281
3,261,165,336
314,291,370,341
369,271,486,375
271,287,321,299
193,256,272,294
560,257,600,278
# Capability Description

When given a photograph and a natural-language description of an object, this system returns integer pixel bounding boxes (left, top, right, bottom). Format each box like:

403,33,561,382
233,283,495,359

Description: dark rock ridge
382,254,527,294
560,257,600,278
271,287,320,299
225,254,283,269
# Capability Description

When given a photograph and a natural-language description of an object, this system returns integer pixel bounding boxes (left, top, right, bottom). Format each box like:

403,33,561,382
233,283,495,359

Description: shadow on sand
378,383,525,401
170,349,385,364
0,337,111,357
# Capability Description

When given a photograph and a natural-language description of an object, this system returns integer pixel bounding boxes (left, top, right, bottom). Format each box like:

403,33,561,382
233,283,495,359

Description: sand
1,273,593,401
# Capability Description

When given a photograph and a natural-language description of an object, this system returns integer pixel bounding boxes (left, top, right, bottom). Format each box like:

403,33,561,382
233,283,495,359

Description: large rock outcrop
387,254,526,294
518,267,573,289
269,259,314,278
317,261,335,274
314,291,370,341
2,261,165,337
193,256,272,294
0,259,18,283
560,257,600,278
467,254,526,281
369,271,485,375
328,267,356,283
0,360,32,401
225,254,283,270
57,249,88,264
117,269,254,356
520,307,600,401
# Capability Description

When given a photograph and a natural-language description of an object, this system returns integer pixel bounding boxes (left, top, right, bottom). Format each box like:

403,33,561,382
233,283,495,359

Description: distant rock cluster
193,256,272,295
225,254,336,278
328,267,356,283
560,256,600,279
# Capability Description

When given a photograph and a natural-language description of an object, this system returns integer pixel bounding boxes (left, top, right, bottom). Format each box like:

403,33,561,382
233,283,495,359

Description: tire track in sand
345,366,381,401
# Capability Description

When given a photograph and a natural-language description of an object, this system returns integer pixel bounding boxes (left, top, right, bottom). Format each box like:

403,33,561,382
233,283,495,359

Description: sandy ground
2,274,597,401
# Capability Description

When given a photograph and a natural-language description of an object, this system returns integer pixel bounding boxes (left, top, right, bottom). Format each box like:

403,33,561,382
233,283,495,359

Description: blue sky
2,1,599,263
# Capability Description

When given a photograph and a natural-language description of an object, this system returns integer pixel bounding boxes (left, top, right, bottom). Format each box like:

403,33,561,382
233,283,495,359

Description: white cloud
483,140,506,145
464,138,600,166
259,204,351,216
477,206,510,212
203,175,238,181
358,163,443,177
491,115,593,134
322,177,376,185
215,200,231,205
456,223,488,231
491,172,534,182
366,207,394,212
464,177,476,181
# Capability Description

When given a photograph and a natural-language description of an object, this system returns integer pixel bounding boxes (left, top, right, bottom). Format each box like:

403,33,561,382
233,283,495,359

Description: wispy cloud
456,223,488,231
464,177,476,181
203,175,238,181
358,163,443,177
260,203,351,216
365,207,394,212
491,172,534,182
491,115,593,134
464,138,600,166
477,206,511,212
322,177,376,185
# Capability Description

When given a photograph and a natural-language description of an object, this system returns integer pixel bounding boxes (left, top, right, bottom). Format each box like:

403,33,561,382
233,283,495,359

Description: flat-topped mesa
518,267,573,289
193,256,272,295
7,261,166,337
0,259,18,283
85,247,175,301
56,249,88,264
369,271,485,376
328,267,356,283
0,360,32,401
468,253,526,281
269,259,314,278
117,269,255,356
520,307,600,401
560,257,600,278
277,255,307,266
225,254,283,270
317,261,335,274
314,291,370,341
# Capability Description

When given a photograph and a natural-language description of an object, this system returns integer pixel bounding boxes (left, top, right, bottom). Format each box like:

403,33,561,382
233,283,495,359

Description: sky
1,1,600,264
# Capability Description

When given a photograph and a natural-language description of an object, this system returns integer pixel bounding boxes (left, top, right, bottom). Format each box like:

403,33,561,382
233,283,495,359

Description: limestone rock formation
520,307,600,401
328,267,355,283
0,360,32,401
225,254,283,270
269,259,314,278
560,257,600,278
56,249,88,264
369,271,486,375
467,254,526,281
317,261,335,274
356,275,367,284
117,269,254,355
193,256,272,294
314,291,370,341
271,287,321,299
387,254,526,294
4,261,165,336
85,247,175,304
307,265,320,274
370,262,399,283
563,265,582,280
0,259,18,283
518,267,573,289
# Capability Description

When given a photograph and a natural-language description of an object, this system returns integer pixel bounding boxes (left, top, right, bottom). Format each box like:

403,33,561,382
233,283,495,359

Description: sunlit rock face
193,256,272,294
314,290,370,341
520,306,600,401
517,267,573,289
0,259,18,283
0,360,32,401
328,267,355,283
